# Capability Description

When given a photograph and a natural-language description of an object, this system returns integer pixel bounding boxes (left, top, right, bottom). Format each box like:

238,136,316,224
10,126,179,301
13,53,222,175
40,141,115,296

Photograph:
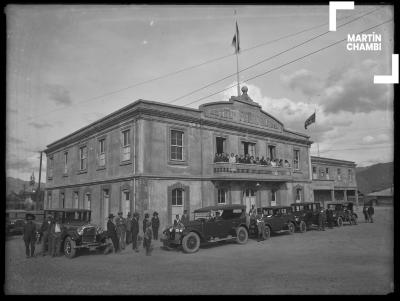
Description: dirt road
4,207,394,294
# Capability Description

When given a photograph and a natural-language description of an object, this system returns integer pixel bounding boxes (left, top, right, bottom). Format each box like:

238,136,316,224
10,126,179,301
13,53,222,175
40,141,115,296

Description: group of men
106,211,160,256
362,205,375,223
22,213,63,258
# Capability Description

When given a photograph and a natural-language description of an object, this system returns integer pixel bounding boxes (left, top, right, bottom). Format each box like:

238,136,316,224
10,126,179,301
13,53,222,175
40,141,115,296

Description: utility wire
180,18,393,108
167,6,384,104
18,8,379,122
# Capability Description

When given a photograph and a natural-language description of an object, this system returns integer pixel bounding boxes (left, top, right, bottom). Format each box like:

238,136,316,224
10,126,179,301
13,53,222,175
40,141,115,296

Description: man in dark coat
181,210,189,225
39,215,52,256
318,208,326,231
23,214,37,258
143,213,150,234
368,205,375,223
115,212,126,250
125,212,132,245
107,213,119,253
131,212,140,252
363,205,370,222
151,212,160,240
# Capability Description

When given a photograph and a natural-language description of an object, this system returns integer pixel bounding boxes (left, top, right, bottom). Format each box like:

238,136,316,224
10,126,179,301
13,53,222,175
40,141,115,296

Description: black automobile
249,206,297,238
290,202,322,231
326,202,358,226
6,210,44,236
43,209,108,258
161,204,249,253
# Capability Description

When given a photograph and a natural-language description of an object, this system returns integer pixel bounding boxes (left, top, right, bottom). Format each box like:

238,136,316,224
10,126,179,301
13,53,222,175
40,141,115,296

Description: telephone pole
37,151,43,209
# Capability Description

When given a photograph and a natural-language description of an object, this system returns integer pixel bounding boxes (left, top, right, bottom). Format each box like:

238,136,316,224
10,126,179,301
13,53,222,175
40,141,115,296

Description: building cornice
311,156,356,167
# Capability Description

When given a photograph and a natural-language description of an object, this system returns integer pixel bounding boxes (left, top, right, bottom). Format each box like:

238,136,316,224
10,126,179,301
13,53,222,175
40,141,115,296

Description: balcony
212,162,293,181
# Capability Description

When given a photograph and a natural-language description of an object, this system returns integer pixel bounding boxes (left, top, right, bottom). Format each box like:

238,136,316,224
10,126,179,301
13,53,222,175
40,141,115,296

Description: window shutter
167,186,172,225
185,186,190,218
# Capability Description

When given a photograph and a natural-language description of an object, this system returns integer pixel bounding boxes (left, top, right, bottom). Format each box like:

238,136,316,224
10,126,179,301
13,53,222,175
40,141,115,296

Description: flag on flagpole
231,21,240,54
304,112,316,129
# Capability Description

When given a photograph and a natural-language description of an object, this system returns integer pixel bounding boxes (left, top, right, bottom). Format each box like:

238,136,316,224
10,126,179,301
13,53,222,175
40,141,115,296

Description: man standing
256,211,267,241
368,204,375,223
181,210,189,225
131,212,140,253
318,207,326,231
363,205,370,222
115,212,126,250
143,213,150,234
50,216,62,257
107,213,119,253
39,215,52,256
125,212,132,245
151,212,160,240
326,207,334,228
23,213,37,258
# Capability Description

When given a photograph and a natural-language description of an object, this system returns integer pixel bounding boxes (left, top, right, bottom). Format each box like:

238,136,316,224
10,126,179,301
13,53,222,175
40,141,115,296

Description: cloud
28,121,52,129
8,136,24,144
361,133,391,145
142,40,148,45
6,155,40,174
282,60,393,115
45,84,72,106
150,20,155,26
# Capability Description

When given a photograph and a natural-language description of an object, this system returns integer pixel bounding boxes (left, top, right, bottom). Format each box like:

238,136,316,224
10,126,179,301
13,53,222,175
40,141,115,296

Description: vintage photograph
5,4,395,294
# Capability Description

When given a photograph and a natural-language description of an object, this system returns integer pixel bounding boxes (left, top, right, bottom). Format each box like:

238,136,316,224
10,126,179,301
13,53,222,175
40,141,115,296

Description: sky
6,4,394,181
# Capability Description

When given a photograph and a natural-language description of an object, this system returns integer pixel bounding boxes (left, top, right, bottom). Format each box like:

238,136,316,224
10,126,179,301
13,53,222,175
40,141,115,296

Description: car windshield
64,211,91,223
194,212,211,221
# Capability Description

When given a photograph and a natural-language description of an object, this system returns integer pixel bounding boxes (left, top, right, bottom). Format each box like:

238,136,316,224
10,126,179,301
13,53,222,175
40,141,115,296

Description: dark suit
23,221,36,257
40,219,51,255
131,217,139,250
151,217,160,240
368,206,375,222
107,220,119,252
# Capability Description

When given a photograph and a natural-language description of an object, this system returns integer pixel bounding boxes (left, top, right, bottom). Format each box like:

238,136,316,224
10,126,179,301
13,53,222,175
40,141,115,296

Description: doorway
243,188,256,213
103,189,110,230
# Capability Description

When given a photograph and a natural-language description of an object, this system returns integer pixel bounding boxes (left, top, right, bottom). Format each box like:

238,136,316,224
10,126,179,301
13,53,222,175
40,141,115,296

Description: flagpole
234,10,240,96
314,107,320,158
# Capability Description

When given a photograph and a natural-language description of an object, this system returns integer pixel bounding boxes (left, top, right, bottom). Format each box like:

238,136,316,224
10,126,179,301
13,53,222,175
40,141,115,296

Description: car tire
182,232,200,253
64,236,77,259
236,226,248,244
299,221,307,233
336,217,343,227
288,222,295,234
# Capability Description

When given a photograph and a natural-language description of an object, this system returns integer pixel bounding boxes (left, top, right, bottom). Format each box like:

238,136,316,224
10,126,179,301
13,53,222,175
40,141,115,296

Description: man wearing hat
49,216,63,257
125,212,132,245
115,212,127,250
143,220,153,256
107,213,119,253
151,212,160,240
39,214,53,256
23,213,37,258
131,212,140,252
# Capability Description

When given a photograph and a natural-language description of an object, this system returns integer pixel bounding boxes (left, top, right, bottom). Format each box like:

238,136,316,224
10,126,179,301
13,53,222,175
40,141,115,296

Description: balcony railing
213,162,292,179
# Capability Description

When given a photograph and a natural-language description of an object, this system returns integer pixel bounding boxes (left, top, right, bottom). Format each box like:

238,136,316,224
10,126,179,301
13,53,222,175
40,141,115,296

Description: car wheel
182,232,200,253
288,222,295,234
336,217,343,227
236,226,248,244
299,221,307,233
64,237,77,259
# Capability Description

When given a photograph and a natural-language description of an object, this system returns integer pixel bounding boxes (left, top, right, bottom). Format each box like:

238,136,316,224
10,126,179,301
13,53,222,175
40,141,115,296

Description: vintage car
161,204,249,253
326,202,358,226
42,209,108,258
6,210,44,236
249,206,297,238
290,202,322,231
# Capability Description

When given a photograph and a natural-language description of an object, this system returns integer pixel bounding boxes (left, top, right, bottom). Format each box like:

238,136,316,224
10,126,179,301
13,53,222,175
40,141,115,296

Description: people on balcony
213,153,292,169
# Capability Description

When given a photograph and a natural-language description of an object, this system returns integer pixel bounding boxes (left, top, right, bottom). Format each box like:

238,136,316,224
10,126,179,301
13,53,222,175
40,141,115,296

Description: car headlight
169,228,173,232
10,221,15,225
96,226,103,234
295,217,299,221
77,226,84,236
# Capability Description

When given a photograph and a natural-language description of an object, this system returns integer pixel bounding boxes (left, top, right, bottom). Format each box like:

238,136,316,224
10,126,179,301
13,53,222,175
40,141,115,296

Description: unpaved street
5,207,393,295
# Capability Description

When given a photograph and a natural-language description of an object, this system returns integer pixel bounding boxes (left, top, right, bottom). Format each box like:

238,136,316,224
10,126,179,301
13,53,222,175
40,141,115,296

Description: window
60,192,65,208
98,139,106,167
171,130,184,161
312,166,317,179
121,130,131,161
48,157,54,178
268,145,276,160
337,168,342,180
47,192,52,209
172,188,184,206
320,168,325,178
325,167,330,180
64,152,68,174
79,146,87,170
122,190,130,216
271,191,277,206
73,192,79,208
293,149,300,170
348,169,353,182
243,142,256,157
84,193,91,210
217,189,227,204
216,137,226,154
295,188,302,202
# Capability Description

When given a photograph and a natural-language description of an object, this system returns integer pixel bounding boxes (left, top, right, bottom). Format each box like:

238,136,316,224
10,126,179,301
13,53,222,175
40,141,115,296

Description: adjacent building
310,156,358,207
44,86,358,231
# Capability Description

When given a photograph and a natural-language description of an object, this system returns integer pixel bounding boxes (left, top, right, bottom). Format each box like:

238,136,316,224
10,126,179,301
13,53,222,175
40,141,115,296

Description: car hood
164,220,203,231
63,222,97,229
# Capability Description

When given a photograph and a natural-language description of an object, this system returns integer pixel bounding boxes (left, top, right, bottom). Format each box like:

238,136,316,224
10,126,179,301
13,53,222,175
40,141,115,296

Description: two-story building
310,156,358,207
44,86,315,231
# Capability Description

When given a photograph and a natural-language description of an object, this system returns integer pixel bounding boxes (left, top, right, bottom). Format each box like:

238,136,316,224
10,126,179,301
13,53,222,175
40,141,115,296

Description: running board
207,235,234,242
